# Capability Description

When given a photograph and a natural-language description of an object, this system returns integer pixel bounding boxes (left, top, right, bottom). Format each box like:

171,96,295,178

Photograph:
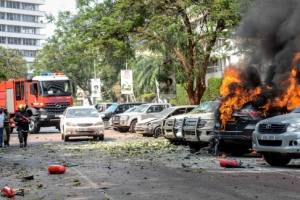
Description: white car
60,106,105,142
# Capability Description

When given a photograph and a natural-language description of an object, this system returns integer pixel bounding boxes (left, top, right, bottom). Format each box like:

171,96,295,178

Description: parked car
181,100,219,151
213,102,264,154
59,106,105,142
252,106,300,166
113,103,172,133
109,106,139,130
99,102,145,129
94,102,114,112
135,105,196,137
162,100,219,147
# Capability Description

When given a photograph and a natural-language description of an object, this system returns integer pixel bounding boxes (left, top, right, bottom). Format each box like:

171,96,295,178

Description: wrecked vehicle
162,101,219,146
135,105,196,137
252,106,300,166
113,103,172,133
214,102,264,155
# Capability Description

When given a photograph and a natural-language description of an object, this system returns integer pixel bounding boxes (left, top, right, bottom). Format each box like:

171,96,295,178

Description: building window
7,37,21,45
0,1,4,7
22,27,35,34
24,50,36,57
7,1,20,9
7,13,21,21
23,39,36,45
0,24,5,31
0,37,6,43
0,12,5,19
22,15,35,22
22,3,35,10
7,25,21,33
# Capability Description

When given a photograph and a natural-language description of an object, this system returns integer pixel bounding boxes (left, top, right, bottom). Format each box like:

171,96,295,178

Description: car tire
154,126,162,138
29,121,41,134
113,128,118,131
263,153,291,166
130,120,137,133
118,128,129,133
64,136,69,142
103,119,109,129
188,142,201,153
99,135,104,141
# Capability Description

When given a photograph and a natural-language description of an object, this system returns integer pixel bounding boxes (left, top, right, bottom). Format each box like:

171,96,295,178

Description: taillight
249,111,260,117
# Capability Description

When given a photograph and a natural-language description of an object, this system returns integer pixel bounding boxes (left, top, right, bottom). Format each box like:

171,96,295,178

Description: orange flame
219,53,300,130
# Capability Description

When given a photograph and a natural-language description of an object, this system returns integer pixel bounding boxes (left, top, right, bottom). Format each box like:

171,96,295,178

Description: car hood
138,117,158,124
64,117,102,124
260,113,300,124
168,112,214,120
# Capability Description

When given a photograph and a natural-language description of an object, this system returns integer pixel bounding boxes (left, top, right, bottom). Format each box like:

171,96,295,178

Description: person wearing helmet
14,104,31,148
3,107,10,147
0,107,4,148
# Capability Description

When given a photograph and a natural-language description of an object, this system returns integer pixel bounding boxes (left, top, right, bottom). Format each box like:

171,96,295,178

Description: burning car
135,105,196,137
213,102,264,155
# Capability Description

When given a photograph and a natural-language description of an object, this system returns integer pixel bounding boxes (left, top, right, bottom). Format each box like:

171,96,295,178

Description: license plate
77,128,90,131
259,135,275,140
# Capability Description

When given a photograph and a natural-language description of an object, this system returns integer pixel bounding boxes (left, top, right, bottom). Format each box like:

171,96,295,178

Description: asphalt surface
1,127,300,200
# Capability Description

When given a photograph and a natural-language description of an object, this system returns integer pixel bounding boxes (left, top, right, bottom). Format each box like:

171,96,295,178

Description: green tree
0,47,27,81
75,0,242,104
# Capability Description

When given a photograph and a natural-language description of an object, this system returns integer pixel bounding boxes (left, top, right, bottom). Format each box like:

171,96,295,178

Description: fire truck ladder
129,93,136,102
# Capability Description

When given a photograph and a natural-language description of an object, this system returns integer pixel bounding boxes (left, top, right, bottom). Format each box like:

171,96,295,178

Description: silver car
60,106,105,142
252,106,300,166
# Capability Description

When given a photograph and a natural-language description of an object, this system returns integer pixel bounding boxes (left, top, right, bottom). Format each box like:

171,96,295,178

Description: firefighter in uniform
14,104,31,148
3,107,11,147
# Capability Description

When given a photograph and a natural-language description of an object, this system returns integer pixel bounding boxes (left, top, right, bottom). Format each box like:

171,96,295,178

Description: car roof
68,106,96,109
111,102,145,105
142,103,171,105
170,105,197,108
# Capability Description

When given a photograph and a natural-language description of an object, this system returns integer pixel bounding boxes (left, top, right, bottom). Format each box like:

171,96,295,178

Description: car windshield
66,108,99,118
104,104,119,112
154,107,174,118
133,105,149,113
291,107,300,113
189,101,219,114
125,107,137,113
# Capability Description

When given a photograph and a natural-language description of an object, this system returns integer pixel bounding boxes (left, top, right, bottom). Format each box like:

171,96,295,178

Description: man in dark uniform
3,107,11,147
14,104,31,148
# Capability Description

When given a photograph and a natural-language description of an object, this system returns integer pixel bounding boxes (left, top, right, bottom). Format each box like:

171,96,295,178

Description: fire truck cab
0,73,75,134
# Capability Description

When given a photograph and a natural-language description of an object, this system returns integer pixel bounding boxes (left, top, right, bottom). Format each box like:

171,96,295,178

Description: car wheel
93,136,99,140
130,120,137,133
118,128,129,133
154,126,162,138
61,134,64,140
113,128,117,131
99,135,104,141
64,136,69,142
188,142,201,153
103,119,109,129
263,153,291,166
29,121,41,134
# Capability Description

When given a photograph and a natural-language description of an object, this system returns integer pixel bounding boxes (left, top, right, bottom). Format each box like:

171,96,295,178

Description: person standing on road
0,107,4,149
3,107,11,147
14,104,31,148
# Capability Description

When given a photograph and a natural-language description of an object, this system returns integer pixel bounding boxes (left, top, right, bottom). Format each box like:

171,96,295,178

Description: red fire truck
0,73,75,133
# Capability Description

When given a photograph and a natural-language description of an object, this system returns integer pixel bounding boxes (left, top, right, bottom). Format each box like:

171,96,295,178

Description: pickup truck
113,103,172,133
162,100,219,149
252,106,300,166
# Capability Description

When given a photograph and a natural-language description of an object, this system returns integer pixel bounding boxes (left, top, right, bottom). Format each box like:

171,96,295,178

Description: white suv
113,103,172,132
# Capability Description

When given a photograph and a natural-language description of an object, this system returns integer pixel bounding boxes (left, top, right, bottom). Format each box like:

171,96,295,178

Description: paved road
1,127,300,200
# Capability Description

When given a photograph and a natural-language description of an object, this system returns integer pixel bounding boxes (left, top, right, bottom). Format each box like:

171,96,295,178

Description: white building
0,0,46,71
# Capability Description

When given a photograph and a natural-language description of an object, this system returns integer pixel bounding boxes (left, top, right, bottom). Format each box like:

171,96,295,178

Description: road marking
73,167,115,200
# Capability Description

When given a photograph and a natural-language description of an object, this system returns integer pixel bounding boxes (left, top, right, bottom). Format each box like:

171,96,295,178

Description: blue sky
41,0,76,38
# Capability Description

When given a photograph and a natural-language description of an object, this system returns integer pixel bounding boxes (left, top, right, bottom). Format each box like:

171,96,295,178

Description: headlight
254,123,259,131
40,115,48,119
66,122,76,126
94,121,104,126
120,116,129,120
287,123,300,132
